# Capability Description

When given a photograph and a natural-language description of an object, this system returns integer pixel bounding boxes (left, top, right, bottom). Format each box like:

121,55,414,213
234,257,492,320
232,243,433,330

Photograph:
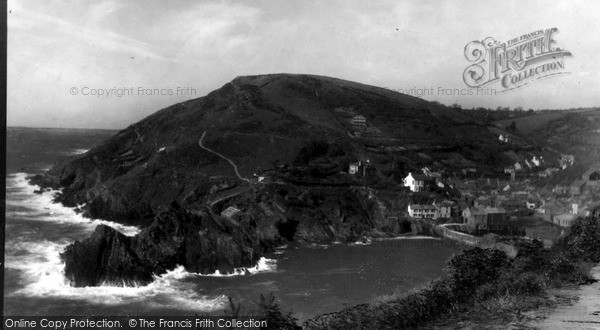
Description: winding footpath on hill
199,131,252,183
526,264,600,329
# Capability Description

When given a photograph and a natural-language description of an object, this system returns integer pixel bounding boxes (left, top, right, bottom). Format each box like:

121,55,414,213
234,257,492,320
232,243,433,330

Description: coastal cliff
31,73,509,286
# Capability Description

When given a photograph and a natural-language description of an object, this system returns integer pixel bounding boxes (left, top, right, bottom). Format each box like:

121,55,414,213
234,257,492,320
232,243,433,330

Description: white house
514,162,523,171
349,162,361,174
403,172,435,192
408,204,438,219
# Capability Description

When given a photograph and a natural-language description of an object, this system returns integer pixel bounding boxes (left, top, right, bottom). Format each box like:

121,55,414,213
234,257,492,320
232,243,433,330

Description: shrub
547,254,595,286
555,213,600,263
294,140,329,165
447,248,509,297
512,239,551,273
256,293,301,330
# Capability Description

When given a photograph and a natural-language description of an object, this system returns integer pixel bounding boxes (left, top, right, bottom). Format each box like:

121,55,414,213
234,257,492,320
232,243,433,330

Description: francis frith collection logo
463,28,572,92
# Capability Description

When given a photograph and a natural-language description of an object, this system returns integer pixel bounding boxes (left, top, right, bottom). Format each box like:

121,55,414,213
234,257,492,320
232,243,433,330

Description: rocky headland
31,73,510,287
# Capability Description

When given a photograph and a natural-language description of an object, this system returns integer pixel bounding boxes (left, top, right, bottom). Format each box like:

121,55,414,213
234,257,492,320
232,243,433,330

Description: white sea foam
61,148,89,156
373,236,441,241
349,238,372,246
6,173,139,236
6,240,226,311
5,172,274,311
195,257,278,277
308,243,330,249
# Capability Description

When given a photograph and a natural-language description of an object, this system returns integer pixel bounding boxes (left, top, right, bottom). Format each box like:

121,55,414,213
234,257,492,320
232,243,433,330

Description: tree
448,248,509,296
256,293,301,329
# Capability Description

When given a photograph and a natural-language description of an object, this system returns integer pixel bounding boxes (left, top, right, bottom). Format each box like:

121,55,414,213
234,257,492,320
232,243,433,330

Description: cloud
7,0,600,129
9,2,172,62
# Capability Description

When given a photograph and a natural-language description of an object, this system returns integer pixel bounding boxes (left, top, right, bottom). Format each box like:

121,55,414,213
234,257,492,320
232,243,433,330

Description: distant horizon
7,103,599,131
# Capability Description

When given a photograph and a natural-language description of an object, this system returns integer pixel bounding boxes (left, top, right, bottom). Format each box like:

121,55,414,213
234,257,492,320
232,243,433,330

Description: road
528,264,600,329
199,131,252,184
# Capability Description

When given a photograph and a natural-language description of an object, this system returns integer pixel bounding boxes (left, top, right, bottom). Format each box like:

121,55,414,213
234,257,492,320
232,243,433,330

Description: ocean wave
307,243,330,249
373,236,441,241
60,148,89,156
195,257,278,277
4,172,274,312
5,240,226,311
349,238,372,246
6,173,139,236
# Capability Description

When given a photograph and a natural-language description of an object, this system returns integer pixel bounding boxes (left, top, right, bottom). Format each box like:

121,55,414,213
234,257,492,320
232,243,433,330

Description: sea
4,127,462,321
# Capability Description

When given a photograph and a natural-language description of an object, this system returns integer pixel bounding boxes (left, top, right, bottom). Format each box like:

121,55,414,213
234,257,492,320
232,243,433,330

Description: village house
514,161,524,171
538,202,563,223
350,115,367,127
463,206,508,231
570,180,586,195
476,178,506,191
501,199,527,212
221,206,242,220
583,168,600,187
560,155,575,169
403,172,436,192
462,206,488,230
553,182,570,195
433,201,453,219
407,204,438,219
526,199,538,210
474,195,494,208
421,167,442,178
348,162,361,175
553,213,578,227
348,160,375,177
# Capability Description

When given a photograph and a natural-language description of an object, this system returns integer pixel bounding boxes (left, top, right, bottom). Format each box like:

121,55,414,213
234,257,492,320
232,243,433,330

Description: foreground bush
304,208,600,329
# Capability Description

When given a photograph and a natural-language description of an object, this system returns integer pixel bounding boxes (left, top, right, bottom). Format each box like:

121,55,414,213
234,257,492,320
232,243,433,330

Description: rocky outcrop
62,224,152,287
61,203,262,286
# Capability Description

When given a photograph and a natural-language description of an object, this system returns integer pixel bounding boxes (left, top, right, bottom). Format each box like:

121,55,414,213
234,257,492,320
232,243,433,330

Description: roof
407,173,435,181
583,168,600,176
221,206,242,218
554,213,577,221
466,207,487,216
485,207,507,214
571,180,586,187
409,204,437,210
435,201,454,207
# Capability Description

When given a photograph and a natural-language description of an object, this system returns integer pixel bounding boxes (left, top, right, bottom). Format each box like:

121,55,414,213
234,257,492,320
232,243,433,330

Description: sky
7,0,600,129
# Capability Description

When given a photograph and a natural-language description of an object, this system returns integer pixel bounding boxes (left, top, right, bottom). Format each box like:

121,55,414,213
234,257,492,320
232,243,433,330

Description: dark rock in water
33,189,43,194
61,203,262,286
61,225,153,287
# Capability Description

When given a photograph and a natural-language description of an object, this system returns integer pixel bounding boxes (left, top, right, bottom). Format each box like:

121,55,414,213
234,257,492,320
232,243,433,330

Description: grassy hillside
36,73,512,226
